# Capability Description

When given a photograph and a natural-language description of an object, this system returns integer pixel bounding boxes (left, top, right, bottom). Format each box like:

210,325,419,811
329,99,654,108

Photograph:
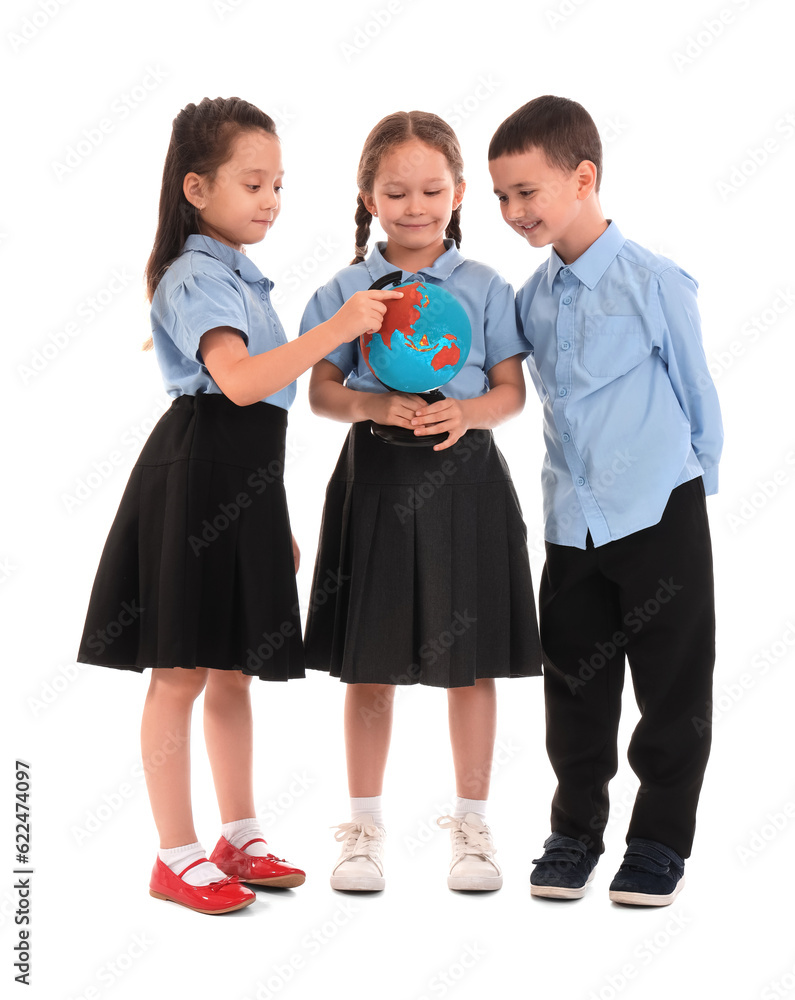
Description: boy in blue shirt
488,96,723,905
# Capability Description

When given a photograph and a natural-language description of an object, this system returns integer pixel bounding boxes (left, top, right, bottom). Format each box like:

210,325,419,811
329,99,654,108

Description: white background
4,0,795,997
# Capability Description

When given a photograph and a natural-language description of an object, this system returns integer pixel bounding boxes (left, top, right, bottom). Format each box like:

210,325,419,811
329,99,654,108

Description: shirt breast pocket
582,315,645,378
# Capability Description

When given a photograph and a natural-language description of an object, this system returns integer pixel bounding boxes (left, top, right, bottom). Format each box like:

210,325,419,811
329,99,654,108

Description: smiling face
489,146,599,263
363,139,465,270
184,129,283,251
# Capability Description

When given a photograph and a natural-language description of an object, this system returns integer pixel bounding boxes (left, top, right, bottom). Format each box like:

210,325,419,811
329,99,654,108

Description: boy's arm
516,278,548,404
657,267,724,494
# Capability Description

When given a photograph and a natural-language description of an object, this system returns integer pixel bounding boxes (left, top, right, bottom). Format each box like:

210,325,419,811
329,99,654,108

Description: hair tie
355,244,368,257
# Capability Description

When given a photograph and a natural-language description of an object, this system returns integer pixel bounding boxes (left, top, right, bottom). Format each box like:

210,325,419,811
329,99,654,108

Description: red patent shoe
149,857,256,914
210,836,306,887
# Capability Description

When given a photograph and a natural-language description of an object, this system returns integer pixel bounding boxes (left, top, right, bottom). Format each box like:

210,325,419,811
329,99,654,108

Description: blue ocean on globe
360,281,472,393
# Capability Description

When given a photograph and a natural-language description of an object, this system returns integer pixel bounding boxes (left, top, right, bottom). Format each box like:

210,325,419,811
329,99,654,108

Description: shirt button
562,295,572,305
562,433,570,442
561,341,570,350
562,267,570,275
558,388,567,397
260,292,267,300
577,477,585,486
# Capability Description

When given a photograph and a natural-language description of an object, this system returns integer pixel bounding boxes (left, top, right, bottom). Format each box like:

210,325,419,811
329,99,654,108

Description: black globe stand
365,272,449,448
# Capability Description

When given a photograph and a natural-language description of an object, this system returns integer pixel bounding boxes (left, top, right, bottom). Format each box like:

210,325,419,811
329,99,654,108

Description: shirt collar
364,239,465,284
545,220,625,291
181,234,270,285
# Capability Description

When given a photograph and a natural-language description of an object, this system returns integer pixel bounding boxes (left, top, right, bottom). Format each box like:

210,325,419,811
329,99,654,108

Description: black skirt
304,422,543,688
76,393,304,679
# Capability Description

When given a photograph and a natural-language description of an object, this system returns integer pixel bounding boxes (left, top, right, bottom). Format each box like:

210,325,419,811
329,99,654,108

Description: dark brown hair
488,95,602,192
142,97,277,347
352,111,465,265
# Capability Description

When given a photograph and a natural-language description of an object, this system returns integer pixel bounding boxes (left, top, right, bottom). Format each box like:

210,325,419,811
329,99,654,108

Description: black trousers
539,477,715,858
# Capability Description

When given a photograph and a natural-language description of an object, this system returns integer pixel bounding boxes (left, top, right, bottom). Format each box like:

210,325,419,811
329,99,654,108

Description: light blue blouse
150,235,296,410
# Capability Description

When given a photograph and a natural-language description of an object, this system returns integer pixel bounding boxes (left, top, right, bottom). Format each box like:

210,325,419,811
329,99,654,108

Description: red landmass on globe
431,344,461,371
379,283,426,350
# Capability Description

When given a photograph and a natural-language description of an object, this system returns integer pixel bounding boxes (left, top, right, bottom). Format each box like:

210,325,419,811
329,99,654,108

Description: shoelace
332,821,383,857
437,816,497,859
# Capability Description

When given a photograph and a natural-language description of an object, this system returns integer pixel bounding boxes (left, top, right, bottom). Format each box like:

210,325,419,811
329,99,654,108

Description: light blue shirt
150,234,296,410
300,240,528,398
517,221,723,549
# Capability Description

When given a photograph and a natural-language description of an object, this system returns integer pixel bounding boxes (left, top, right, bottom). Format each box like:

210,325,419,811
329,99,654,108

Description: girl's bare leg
141,667,208,847
447,678,497,801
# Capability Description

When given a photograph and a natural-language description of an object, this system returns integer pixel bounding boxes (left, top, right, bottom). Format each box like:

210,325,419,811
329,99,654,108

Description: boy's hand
411,397,472,451
329,289,403,344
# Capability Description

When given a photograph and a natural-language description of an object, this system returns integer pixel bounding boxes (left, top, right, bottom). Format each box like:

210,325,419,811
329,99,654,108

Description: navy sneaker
530,833,598,899
608,838,685,906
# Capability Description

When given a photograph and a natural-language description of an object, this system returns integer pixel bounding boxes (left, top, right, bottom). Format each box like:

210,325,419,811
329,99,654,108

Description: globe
359,280,472,393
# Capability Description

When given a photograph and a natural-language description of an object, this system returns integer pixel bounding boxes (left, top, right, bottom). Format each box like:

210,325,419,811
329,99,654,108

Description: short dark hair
488,95,602,191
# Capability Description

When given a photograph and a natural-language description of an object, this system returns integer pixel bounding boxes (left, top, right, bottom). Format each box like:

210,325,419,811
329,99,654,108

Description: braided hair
143,97,277,348
351,111,464,265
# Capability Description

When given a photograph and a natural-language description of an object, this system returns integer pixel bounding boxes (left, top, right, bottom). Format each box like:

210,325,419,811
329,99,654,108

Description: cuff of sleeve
701,466,719,495
485,341,531,372
195,326,248,367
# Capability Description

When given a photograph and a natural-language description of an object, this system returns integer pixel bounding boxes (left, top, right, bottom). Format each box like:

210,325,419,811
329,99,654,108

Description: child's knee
149,666,209,702
205,668,253,694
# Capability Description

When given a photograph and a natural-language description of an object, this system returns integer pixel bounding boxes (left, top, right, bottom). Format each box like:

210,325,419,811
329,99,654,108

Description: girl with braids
76,97,401,915
300,111,543,892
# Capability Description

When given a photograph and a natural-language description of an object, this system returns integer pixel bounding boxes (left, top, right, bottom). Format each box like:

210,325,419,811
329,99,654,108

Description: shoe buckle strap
176,858,207,879
175,858,244,889
542,834,588,854
623,844,672,874
240,837,268,852
533,839,589,866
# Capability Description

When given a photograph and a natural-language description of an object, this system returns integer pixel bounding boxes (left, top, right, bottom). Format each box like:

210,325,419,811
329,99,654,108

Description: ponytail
445,205,462,249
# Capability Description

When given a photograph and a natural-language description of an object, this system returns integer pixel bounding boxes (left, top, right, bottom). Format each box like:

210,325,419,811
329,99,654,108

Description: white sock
221,817,271,857
351,796,384,828
454,797,488,824
158,842,227,886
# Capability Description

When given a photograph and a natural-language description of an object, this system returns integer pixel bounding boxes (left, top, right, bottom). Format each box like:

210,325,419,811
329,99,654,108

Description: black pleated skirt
304,422,543,688
76,393,304,679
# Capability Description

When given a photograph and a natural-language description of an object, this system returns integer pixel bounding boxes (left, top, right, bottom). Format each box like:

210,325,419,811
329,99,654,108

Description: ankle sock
454,797,488,824
221,817,271,857
158,842,227,886
351,795,384,828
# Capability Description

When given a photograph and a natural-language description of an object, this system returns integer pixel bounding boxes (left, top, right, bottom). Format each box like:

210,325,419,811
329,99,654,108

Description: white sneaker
437,813,503,891
330,815,386,890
